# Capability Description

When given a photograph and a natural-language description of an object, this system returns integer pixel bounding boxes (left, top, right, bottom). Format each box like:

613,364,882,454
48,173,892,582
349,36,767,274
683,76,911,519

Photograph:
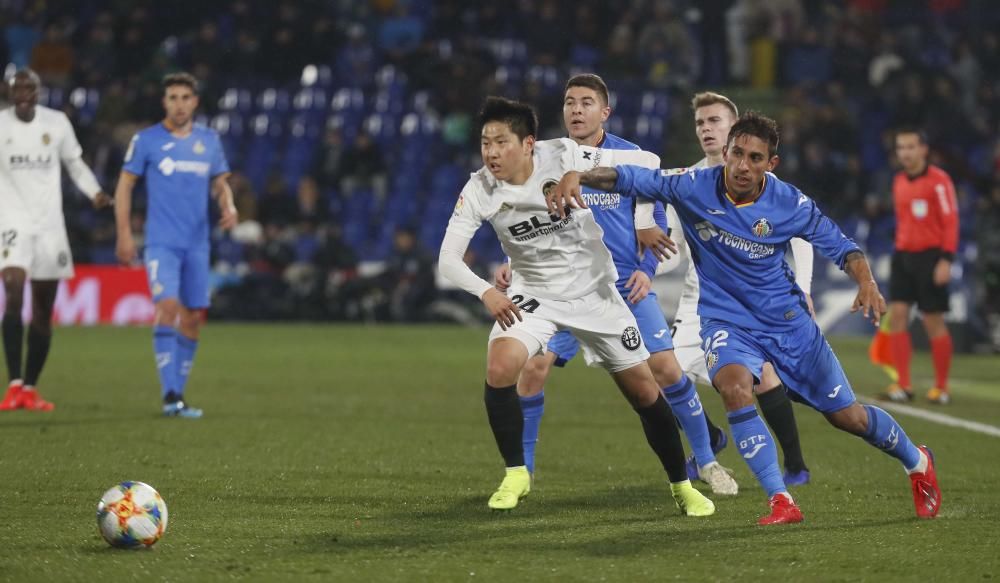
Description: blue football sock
175,335,199,396
662,376,715,466
152,325,178,399
728,405,786,497
861,405,921,470
520,392,544,474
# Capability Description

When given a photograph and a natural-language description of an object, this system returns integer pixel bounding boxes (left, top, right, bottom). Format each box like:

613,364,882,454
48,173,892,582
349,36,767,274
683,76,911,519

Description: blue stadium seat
640,91,669,116
218,88,254,114
634,115,665,152
68,87,100,124
243,113,283,192
256,88,291,115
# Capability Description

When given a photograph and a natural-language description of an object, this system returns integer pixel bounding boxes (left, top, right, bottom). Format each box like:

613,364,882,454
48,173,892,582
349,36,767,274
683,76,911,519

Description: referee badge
621,326,642,351
752,218,773,238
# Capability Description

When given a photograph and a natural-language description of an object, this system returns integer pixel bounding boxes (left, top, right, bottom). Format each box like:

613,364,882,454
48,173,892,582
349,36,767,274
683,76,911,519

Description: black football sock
484,382,525,467
24,327,52,387
702,409,725,448
757,384,808,473
2,315,23,382
636,394,688,483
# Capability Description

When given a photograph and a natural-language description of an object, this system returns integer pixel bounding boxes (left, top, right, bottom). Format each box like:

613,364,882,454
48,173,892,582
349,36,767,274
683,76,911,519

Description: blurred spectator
313,128,347,192
4,9,41,68
376,228,436,322
31,22,74,87
339,131,388,200
258,175,299,226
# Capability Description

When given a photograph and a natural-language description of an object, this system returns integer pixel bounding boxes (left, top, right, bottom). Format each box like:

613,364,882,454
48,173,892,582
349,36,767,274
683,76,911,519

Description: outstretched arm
844,250,886,326
546,168,619,218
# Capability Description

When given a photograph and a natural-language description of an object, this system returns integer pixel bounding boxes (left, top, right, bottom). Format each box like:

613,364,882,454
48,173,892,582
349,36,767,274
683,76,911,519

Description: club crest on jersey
705,351,719,370
752,218,773,238
193,140,206,155
621,326,642,351
41,133,51,145
541,179,559,198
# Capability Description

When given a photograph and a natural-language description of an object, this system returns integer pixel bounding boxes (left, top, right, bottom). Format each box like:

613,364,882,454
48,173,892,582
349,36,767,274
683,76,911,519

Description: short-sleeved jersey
892,164,959,255
0,106,89,231
615,164,860,331
446,138,659,301
123,123,229,250
583,132,667,291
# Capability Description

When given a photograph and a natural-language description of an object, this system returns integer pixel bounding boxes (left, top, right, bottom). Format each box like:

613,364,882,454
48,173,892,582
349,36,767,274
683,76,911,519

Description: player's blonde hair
691,92,738,118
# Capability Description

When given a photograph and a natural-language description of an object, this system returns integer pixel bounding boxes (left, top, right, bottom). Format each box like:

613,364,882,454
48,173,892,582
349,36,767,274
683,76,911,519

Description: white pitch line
859,397,1000,438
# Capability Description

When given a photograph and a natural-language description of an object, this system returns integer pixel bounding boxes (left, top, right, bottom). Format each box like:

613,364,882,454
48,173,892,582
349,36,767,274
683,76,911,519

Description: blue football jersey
581,132,667,291
123,123,230,250
614,164,860,331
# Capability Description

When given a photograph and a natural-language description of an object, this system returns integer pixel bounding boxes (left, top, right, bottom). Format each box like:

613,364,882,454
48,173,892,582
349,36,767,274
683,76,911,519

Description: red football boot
18,387,55,412
909,445,941,519
758,493,804,525
0,381,24,411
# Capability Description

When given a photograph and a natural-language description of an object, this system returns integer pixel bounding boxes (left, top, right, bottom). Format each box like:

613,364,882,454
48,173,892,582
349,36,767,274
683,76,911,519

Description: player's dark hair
691,91,738,118
894,126,928,145
565,73,610,106
727,110,780,157
162,72,199,95
478,96,538,142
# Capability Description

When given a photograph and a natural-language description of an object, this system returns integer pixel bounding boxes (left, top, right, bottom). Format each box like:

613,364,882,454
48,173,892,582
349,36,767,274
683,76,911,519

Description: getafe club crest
193,140,206,155
705,351,719,370
621,326,642,351
752,218,773,238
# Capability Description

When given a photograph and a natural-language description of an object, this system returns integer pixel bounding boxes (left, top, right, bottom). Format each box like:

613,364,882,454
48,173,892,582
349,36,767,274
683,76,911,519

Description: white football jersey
0,105,94,232
666,157,709,321
446,138,659,300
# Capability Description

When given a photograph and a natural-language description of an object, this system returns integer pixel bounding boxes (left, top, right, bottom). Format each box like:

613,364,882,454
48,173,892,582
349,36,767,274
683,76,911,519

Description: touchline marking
859,397,1000,438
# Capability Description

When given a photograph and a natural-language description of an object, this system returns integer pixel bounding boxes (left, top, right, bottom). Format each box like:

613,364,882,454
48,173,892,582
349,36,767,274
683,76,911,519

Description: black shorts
889,250,949,313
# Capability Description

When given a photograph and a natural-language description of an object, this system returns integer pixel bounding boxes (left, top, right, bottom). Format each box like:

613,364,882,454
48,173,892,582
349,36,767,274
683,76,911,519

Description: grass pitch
1,324,998,582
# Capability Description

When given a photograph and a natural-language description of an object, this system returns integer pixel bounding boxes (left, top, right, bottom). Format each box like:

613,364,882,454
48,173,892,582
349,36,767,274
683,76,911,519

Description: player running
114,72,237,418
547,111,941,525
0,68,112,412
494,75,737,496
439,96,714,516
642,92,812,486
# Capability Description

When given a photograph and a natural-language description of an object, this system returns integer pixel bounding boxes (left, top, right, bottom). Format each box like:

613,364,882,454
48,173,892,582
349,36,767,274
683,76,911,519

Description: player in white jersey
641,92,813,485
438,96,715,516
0,69,111,412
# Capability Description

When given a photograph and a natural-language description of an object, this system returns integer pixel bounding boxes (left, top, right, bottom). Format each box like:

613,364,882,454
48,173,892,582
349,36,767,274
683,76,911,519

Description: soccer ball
96,481,168,549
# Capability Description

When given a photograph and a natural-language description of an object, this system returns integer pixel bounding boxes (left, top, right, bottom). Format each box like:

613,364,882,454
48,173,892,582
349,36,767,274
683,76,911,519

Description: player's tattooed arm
844,250,886,326
547,168,619,218
579,167,619,192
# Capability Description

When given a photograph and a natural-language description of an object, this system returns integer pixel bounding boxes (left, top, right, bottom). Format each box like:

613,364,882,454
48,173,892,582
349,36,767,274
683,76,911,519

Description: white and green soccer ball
96,481,168,549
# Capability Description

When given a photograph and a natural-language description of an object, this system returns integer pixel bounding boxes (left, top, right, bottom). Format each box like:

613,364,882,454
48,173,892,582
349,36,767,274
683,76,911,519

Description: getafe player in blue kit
547,111,941,525
114,72,237,418
495,75,737,495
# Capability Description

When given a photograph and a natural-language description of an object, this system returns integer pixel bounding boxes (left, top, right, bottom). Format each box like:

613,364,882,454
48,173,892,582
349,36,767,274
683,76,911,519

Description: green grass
1,325,998,582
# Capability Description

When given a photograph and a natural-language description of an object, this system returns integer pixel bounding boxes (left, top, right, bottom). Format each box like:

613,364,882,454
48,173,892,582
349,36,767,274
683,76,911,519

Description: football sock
23,327,52,387
728,405,786,497
757,384,808,473
860,405,921,470
153,325,178,399
2,315,24,381
930,334,952,391
889,331,912,389
175,335,199,396
703,409,725,449
635,394,688,483
484,382,525,467
662,376,715,466
520,391,544,474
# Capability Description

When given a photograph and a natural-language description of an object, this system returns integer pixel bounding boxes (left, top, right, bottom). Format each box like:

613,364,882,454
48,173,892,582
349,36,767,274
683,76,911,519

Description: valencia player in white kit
438,97,714,516
0,69,111,411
